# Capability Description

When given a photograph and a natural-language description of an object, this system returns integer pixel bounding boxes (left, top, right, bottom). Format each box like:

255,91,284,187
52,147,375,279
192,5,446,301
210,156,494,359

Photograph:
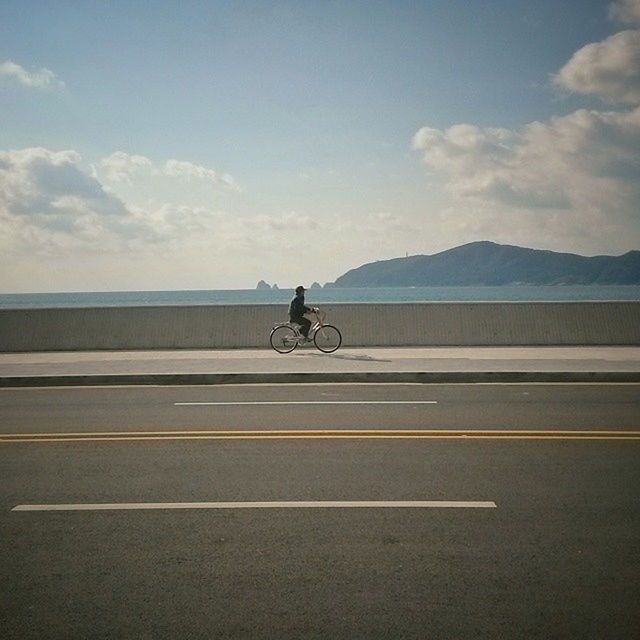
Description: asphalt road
1,383,639,639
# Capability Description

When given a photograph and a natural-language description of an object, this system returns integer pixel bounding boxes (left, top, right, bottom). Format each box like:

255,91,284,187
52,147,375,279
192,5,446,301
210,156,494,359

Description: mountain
330,242,640,287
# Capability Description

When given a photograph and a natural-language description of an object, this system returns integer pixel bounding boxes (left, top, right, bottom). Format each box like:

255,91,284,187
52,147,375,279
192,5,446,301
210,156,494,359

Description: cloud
0,60,64,89
98,152,239,190
0,148,165,250
554,29,640,105
609,0,640,25
412,107,640,250
0,146,246,258
414,107,640,208
100,151,155,183
0,148,128,219
253,210,317,232
164,159,239,190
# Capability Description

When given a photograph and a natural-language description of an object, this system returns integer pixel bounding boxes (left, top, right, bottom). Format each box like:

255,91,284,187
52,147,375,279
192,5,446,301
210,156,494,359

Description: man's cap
295,285,305,293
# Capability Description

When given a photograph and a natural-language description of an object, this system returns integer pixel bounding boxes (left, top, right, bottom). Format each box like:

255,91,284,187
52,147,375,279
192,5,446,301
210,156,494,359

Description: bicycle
270,309,342,354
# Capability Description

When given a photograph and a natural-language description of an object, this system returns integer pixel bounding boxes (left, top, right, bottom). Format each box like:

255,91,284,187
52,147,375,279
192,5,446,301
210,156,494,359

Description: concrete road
1,384,639,639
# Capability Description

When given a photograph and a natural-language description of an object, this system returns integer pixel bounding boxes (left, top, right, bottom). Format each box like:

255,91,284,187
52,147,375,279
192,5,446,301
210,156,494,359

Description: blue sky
1,0,639,291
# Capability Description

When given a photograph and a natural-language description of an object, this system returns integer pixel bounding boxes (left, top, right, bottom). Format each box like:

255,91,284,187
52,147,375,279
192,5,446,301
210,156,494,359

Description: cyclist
289,285,317,342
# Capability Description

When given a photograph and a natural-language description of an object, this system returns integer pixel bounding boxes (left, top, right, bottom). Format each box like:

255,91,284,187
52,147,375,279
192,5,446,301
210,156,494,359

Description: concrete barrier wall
0,301,638,351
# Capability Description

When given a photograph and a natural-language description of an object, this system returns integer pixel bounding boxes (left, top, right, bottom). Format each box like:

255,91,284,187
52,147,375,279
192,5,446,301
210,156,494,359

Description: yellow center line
1,428,639,443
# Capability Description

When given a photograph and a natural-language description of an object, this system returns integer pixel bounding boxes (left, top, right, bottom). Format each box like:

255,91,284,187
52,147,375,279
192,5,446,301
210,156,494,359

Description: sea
1,285,639,308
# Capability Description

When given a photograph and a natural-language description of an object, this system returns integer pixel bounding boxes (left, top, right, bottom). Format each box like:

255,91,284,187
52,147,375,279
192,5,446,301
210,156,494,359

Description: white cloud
100,151,155,183
0,148,163,251
0,60,64,89
0,147,246,259
610,0,640,25
554,29,640,105
0,148,128,220
98,152,239,190
164,159,238,189
253,210,317,232
413,107,640,251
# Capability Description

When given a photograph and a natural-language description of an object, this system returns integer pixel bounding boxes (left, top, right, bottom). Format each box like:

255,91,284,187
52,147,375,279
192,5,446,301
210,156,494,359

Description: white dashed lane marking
12,500,496,512
173,401,438,406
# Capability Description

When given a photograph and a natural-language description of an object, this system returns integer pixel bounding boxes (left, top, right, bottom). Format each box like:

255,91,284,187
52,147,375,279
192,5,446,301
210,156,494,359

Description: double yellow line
2,428,640,443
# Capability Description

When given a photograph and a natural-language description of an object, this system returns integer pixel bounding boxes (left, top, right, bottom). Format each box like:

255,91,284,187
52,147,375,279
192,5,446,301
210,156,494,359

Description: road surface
1,383,639,639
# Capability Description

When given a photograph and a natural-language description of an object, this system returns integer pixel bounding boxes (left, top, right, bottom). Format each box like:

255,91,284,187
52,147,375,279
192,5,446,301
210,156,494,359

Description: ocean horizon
1,285,639,309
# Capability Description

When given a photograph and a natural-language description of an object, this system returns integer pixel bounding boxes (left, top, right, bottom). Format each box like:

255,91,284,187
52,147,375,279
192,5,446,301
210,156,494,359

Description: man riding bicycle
289,285,317,342
270,287,341,354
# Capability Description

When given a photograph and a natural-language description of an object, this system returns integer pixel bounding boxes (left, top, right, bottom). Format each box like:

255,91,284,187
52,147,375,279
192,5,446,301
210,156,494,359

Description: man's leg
294,317,311,338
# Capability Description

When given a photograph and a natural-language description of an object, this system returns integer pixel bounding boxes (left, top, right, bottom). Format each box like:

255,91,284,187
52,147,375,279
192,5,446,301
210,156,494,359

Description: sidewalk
1,346,639,386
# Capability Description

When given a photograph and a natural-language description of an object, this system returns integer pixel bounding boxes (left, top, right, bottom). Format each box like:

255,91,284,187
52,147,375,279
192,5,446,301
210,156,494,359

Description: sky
1,0,639,292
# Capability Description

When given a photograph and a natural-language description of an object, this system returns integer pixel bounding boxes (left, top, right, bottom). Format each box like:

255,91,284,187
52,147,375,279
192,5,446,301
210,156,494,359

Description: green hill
330,242,640,287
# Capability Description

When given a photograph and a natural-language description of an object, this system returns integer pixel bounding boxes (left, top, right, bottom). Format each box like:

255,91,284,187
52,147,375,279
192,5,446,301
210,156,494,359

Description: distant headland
323,241,640,287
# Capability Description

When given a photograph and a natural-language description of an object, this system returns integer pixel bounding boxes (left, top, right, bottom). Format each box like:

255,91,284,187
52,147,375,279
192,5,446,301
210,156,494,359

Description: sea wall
1,302,638,351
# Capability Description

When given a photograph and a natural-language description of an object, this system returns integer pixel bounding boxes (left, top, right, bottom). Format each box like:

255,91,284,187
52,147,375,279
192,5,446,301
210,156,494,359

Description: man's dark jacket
289,294,311,320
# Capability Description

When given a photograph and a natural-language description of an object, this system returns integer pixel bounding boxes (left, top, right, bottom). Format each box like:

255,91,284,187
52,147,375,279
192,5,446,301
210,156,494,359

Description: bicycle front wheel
314,325,342,353
270,326,298,353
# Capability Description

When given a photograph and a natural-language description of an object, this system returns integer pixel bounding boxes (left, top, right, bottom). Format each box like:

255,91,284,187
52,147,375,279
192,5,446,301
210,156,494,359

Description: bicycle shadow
295,351,392,363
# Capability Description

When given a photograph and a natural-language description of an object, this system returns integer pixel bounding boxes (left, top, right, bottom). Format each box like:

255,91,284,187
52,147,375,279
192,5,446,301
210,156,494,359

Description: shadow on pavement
296,351,393,363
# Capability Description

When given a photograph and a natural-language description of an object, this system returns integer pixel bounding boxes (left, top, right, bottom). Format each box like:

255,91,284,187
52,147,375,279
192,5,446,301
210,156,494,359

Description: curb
1,371,639,387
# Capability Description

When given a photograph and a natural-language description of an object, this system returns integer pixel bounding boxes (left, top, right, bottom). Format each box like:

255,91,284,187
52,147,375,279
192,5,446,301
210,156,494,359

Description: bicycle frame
308,309,327,338
273,310,325,343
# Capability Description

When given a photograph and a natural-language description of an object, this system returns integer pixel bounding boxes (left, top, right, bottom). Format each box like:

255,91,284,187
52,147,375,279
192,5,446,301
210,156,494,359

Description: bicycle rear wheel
270,326,298,353
314,325,342,353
